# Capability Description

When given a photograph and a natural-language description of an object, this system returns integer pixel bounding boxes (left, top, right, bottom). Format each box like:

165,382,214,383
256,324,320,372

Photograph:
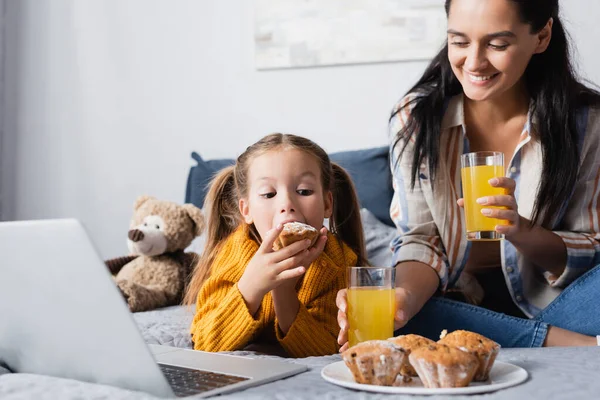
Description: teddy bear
105,195,205,312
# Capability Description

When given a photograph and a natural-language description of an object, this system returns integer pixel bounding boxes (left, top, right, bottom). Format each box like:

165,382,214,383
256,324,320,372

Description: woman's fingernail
489,178,499,185
395,310,406,321
496,224,510,232
476,197,488,205
481,208,492,216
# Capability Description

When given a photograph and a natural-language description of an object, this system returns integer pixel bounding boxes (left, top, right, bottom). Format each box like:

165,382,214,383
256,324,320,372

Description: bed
1,304,598,399
3,147,597,399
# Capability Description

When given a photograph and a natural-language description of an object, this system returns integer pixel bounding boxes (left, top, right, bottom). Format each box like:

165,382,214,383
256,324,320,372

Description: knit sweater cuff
275,303,339,357
192,285,263,352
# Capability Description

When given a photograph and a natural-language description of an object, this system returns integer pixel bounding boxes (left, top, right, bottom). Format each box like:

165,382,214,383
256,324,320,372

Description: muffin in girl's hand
438,329,500,381
272,222,319,251
341,340,408,386
408,343,479,388
387,334,436,378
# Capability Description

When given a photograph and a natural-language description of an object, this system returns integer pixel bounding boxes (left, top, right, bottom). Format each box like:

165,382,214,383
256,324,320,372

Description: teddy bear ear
182,204,205,237
134,195,155,211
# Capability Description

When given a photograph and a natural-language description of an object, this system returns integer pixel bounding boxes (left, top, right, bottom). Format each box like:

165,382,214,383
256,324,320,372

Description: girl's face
447,0,552,102
239,148,333,242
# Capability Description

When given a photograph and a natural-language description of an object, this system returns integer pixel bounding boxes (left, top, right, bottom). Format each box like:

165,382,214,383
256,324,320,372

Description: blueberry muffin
387,334,436,377
272,222,319,251
408,343,479,388
438,330,500,381
341,340,408,386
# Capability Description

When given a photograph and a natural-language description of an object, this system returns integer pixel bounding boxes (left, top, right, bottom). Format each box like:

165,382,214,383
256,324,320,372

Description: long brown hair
392,0,600,228
183,133,366,305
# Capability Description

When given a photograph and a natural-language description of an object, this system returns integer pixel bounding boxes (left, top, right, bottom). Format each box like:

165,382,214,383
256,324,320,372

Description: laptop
0,219,308,398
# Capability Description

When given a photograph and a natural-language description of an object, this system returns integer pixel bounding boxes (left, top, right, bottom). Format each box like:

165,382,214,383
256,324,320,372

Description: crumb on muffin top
409,343,479,367
388,334,435,351
438,330,500,356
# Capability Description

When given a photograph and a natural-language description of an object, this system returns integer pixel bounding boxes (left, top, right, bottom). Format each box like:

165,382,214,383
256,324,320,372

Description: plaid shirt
389,93,600,317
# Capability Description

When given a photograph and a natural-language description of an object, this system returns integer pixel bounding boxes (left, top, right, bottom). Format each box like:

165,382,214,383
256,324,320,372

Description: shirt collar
441,94,465,130
441,93,534,142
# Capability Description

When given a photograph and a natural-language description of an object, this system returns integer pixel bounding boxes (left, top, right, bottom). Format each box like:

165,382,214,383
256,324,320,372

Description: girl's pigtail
330,163,368,265
183,166,240,305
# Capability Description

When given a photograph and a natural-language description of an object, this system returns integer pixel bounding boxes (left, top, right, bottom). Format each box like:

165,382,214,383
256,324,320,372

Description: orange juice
461,164,507,238
347,287,395,348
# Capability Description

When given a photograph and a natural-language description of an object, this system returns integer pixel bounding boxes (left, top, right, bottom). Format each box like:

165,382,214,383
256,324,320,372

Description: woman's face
447,0,552,102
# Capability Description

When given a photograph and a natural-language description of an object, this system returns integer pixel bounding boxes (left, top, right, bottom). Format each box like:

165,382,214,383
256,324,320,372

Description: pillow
360,208,397,267
329,147,394,226
185,152,235,210
185,146,394,226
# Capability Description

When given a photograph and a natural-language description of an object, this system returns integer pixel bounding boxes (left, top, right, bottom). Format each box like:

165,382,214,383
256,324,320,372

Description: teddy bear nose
128,229,145,242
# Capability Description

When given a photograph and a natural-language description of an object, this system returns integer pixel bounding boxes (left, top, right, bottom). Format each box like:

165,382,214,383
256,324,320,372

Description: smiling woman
446,0,552,104
334,0,600,350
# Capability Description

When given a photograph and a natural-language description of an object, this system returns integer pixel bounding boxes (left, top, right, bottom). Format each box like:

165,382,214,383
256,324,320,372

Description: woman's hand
457,177,523,238
336,287,417,352
237,224,312,311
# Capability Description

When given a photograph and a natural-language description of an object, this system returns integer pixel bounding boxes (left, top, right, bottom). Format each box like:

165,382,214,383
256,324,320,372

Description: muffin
341,340,408,386
438,330,500,381
408,343,479,388
387,334,435,377
272,222,319,251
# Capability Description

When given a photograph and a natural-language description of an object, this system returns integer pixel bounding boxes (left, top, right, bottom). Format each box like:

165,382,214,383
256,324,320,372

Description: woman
337,0,600,348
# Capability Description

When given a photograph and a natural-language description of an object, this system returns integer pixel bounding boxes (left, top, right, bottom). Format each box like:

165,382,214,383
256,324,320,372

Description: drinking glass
347,266,395,348
460,151,507,240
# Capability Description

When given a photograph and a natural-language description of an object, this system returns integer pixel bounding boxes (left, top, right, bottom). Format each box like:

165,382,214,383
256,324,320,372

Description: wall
2,0,600,258
0,0,5,220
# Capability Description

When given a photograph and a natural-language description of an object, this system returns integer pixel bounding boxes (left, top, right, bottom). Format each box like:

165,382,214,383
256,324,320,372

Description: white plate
321,360,528,395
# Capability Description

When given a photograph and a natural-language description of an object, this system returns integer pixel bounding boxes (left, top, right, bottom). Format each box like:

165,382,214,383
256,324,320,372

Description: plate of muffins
322,330,528,395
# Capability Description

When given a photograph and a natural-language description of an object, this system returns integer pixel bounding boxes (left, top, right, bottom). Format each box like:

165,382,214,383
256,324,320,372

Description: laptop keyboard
158,363,250,397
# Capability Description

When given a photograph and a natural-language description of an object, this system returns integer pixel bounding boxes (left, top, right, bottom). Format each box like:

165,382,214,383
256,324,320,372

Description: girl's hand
270,227,328,334
238,224,312,305
457,177,522,237
336,286,416,352
272,227,328,294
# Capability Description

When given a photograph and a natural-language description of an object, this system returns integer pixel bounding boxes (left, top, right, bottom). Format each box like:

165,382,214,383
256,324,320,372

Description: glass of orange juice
461,151,507,241
347,266,395,348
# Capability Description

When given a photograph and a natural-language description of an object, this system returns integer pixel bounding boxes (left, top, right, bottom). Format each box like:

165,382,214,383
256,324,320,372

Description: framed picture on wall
254,0,446,70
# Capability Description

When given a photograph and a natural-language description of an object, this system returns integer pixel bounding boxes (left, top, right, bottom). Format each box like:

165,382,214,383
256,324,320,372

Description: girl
184,133,366,357
336,0,600,348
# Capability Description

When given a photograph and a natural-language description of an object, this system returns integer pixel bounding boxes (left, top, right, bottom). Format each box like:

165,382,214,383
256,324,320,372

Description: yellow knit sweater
190,226,357,357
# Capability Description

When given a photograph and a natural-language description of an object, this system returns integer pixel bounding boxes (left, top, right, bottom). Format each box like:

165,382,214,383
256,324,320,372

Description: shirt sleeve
389,95,449,290
550,110,600,287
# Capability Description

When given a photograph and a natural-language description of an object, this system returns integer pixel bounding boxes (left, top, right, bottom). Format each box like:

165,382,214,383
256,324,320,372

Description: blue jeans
394,264,600,347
